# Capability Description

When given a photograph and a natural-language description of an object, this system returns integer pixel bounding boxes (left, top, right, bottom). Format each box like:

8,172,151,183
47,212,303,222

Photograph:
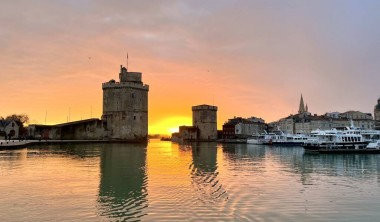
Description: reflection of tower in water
189,142,228,202
97,144,148,221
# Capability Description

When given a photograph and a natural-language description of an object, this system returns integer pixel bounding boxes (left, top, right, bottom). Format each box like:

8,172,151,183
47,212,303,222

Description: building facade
222,117,265,139
28,119,103,140
0,120,19,139
174,126,198,142
102,65,149,142
276,117,295,134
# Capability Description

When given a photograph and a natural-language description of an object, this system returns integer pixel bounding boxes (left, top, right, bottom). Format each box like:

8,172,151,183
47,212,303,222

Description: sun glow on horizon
149,116,192,135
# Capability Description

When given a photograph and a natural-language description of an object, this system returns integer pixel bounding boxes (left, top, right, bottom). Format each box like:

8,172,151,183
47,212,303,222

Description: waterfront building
325,112,341,119
275,116,295,134
222,116,265,139
222,121,237,139
294,114,374,134
102,65,149,142
340,111,373,120
0,120,19,139
28,119,103,140
375,98,380,130
175,126,198,142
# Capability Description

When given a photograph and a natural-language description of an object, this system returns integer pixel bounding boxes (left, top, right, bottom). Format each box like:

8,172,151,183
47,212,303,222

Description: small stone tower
192,104,218,141
102,65,149,141
374,98,380,130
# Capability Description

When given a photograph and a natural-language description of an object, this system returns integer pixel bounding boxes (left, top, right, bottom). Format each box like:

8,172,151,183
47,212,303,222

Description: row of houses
221,96,380,139
271,111,375,135
269,95,378,134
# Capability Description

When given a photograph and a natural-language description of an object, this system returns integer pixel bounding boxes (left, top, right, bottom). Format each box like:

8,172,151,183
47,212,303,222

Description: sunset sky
1,0,380,134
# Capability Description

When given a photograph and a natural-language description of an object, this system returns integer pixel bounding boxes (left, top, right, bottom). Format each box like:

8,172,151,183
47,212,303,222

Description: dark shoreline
0,139,148,150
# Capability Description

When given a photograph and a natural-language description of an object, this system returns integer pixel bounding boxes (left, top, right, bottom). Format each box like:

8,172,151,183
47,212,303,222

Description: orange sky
1,1,380,135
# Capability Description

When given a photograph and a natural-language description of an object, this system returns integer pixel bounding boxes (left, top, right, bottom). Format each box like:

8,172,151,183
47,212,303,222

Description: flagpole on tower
127,53,129,70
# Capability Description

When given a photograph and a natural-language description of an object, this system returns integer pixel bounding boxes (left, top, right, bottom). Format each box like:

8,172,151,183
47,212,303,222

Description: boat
303,128,369,152
366,140,380,149
247,133,266,145
263,131,308,146
0,140,30,149
342,120,380,143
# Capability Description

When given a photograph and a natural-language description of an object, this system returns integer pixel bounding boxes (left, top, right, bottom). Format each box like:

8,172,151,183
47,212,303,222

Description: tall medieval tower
102,65,149,141
192,104,218,141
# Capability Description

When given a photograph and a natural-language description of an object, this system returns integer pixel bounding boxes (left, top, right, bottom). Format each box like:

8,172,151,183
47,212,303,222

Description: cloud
1,0,379,128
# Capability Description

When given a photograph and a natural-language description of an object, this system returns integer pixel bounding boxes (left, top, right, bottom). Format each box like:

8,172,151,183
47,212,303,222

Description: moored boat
247,133,266,145
366,140,380,149
303,128,369,152
263,131,308,146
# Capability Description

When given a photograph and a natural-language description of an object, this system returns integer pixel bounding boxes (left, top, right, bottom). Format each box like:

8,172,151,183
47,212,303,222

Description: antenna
127,53,129,69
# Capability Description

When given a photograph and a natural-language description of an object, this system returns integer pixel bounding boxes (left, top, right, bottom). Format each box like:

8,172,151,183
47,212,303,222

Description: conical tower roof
298,94,305,114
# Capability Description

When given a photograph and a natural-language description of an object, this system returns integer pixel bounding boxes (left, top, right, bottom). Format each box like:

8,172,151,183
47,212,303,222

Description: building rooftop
192,104,218,111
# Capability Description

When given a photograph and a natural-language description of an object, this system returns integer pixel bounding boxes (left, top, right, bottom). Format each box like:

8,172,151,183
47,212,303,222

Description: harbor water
1,139,380,221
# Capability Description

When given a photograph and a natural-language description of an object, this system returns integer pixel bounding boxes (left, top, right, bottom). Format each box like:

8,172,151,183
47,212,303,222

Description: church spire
298,94,305,114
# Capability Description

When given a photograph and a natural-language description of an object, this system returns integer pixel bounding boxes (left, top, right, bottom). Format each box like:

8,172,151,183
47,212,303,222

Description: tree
5,114,29,125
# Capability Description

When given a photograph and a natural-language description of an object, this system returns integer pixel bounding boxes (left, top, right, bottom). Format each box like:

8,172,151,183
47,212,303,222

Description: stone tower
374,98,380,130
192,104,218,141
102,65,149,141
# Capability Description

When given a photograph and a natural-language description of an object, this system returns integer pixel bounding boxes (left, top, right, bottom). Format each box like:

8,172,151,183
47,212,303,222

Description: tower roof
298,94,305,114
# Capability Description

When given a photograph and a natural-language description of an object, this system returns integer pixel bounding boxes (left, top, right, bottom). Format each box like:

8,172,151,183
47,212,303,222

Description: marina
1,1,380,221
2,140,380,221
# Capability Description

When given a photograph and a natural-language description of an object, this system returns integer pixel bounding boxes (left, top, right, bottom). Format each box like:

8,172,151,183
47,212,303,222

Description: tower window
134,116,136,120
132,93,134,98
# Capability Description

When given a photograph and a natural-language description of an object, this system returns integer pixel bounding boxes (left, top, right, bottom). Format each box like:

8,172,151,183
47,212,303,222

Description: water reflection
221,143,380,187
222,143,266,159
188,142,228,203
97,143,148,221
300,153,380,185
